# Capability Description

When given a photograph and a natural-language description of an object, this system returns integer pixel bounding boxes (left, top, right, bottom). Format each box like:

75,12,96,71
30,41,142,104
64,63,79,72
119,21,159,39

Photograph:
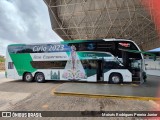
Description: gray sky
0,0,63,56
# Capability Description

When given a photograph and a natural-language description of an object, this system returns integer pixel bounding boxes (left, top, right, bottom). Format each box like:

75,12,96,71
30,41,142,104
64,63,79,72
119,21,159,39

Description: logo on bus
119,43,130,47
87,43,95,50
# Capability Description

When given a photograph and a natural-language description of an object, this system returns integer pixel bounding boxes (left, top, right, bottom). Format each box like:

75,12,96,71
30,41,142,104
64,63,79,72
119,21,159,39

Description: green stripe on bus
8,44,26,46
9,53,36,76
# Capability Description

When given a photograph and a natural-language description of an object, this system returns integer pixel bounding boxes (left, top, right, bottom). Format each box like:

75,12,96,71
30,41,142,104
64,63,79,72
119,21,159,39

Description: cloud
0,0,62,56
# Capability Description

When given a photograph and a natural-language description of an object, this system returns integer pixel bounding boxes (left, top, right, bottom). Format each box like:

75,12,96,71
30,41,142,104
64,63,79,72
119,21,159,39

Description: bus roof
8,39,133,46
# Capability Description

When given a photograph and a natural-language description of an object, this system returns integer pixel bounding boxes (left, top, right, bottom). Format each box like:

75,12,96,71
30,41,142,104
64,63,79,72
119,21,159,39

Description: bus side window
8,62,14,69
104,61,117,69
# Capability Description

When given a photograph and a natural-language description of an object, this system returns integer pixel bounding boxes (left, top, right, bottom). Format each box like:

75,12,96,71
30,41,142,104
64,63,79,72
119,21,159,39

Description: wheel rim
112,76,120,83
37,75,43,82
26,74,31,81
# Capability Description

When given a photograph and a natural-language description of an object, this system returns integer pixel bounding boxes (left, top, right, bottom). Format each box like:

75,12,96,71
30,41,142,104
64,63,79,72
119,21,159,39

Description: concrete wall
145,59,160,76
146,70,160,76
145,59,160,70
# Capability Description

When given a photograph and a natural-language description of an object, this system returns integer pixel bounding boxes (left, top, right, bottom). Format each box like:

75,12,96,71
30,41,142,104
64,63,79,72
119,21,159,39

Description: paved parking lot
0,72,160,119
54,76,160,100
0,71,4,79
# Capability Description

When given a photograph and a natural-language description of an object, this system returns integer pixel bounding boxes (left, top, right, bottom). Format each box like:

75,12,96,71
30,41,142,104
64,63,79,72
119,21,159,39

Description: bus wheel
109,73,122,84
24,73,33,82
35,73,45,83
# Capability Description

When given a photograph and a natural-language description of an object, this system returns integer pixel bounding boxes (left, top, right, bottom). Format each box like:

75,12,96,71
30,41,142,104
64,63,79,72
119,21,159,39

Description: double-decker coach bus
5,39,146,84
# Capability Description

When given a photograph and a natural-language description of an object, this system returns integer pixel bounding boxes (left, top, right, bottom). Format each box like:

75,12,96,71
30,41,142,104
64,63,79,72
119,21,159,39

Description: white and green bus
5,39,146,84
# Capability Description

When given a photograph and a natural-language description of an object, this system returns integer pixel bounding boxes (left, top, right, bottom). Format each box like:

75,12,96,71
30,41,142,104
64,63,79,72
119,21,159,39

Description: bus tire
109,73,123,84
23,72,33,82
35,73,45,83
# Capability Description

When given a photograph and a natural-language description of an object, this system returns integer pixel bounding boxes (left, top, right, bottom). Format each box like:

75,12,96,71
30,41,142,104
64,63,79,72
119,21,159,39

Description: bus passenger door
81,60,97,82
97,60,103,82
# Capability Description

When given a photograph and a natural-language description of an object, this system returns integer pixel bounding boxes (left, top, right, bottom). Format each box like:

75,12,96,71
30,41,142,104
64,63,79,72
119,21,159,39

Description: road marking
120,83,139,87
51,83,63,96
131,84,139,87
54,91,160,101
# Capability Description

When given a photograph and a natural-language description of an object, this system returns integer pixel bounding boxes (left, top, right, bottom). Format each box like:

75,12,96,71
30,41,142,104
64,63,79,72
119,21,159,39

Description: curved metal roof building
44,0,160,50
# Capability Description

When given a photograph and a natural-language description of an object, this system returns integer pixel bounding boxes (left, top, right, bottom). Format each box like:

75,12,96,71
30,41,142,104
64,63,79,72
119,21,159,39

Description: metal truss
44,0,160,50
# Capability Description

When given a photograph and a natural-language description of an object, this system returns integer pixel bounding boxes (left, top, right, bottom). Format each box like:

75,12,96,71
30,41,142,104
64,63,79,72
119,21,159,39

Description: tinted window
8,62,14,69
31,61,67,69
104,61,120,69
81,60,97,69
8,44,71,53
8,46,26,53
96,42,115,51
79,43,96,51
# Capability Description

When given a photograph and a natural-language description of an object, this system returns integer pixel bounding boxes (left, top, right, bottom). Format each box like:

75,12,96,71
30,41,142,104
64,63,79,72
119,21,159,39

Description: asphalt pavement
0,74,159,119
55,75,160,100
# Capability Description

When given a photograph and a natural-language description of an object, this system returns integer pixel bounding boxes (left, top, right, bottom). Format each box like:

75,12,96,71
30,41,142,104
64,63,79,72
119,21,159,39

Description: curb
54,91,160,101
